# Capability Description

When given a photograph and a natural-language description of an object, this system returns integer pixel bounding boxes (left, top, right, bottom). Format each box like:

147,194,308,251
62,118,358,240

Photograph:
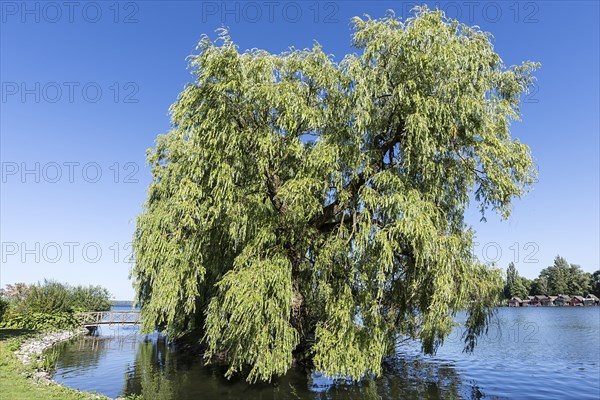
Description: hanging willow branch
131,6,538,383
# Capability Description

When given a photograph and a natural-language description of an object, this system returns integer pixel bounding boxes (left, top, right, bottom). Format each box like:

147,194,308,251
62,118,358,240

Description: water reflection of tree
307,357,485,400
118,338,484,400
55,336,125,371
122,337,186,399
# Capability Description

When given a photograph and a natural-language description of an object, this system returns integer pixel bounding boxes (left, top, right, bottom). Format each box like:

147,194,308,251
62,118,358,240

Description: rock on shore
15,329,85,366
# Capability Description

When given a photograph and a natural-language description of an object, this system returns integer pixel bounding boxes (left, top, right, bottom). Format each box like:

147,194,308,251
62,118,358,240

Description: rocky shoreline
12,329,129,399
15,329,87,384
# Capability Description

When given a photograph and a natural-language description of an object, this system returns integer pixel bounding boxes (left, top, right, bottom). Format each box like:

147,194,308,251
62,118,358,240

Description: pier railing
75,311,141,328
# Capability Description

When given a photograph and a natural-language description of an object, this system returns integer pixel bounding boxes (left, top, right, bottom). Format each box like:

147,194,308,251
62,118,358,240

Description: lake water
52,307,600,399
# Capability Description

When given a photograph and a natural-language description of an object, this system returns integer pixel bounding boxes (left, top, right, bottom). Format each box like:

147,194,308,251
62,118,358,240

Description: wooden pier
75,311,141,331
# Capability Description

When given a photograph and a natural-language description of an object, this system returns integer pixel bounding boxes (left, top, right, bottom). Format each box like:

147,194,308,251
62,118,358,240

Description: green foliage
69,285,112,313
520,276,533,296
29,346,61,373
530,276,548,296
537,256,592,295
567,266,592,295
510,256,596,296
0,311,78,331
592,270,600,297
0,280,112,331
504,262,528,299
123,395,144,400
39,347,61,372
0,297,9,323
1,330,39,351
541,256,570,294
16,281,72,314
11,280,111,315
132,7,537,382
204,253,299,382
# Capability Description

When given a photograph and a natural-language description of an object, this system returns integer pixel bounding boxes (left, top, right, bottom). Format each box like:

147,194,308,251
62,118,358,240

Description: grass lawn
0,329,109,400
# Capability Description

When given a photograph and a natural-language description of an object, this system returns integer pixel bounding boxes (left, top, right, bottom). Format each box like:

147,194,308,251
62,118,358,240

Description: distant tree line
504,256,600,299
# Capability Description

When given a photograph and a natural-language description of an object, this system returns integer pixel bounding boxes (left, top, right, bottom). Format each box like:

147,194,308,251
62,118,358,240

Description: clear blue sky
1,1,598,300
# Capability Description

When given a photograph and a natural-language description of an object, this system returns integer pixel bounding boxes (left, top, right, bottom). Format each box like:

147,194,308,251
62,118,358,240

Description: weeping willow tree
132,7,538,383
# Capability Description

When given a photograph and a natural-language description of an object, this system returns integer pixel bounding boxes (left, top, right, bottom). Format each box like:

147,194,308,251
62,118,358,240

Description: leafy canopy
132,7,537,383
504,262,528,299
536,256,593,295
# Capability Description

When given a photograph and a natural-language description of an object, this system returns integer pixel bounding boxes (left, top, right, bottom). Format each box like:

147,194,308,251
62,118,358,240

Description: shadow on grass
0,328,37,341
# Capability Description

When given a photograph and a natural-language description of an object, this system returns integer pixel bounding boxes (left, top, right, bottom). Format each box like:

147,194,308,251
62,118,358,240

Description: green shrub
16,280,72,314
0,297,9,323
11,280,112,315
70,285,112,313
0,280,112,331
0,311,78,331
